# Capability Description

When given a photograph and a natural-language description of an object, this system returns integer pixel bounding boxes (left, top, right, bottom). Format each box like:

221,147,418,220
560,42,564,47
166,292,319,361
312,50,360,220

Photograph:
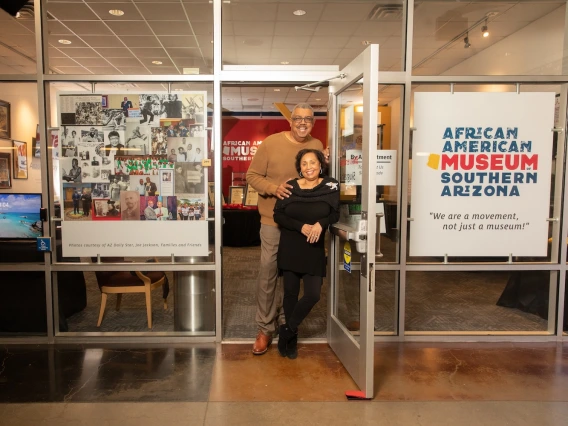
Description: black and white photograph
108,175,131,201
124,121,151,155
166,136,204,163
102,108,127,130
80,127,104,143
151,127,167,155
102,129,126,156
138,94,164,124
181,94,205,123
176,196,207,221
160,169,174,196
75,99,103,125
174,162,205,195
59,125,80,157
60,157,82,183
91,182,110,199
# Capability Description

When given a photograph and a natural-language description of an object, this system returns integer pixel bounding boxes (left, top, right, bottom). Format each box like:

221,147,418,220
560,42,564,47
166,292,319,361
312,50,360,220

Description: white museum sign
345,149,397,186
410,92,554,257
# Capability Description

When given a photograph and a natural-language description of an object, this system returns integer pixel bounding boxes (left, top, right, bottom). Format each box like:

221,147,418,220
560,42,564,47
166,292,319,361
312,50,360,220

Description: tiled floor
0,342,567,425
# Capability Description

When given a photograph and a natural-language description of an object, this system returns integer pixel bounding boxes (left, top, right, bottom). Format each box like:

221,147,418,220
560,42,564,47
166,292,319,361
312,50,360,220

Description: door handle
330,219,367,253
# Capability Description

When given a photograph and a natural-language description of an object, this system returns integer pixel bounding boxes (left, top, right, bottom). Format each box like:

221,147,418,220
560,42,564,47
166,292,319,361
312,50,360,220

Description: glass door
328,45,379,399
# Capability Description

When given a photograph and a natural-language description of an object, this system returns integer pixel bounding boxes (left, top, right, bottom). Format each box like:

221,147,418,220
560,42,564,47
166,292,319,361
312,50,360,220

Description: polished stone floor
0,342,567,425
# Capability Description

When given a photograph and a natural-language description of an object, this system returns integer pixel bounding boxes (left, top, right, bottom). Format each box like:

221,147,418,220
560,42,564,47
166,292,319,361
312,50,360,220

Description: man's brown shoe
252,331,272,355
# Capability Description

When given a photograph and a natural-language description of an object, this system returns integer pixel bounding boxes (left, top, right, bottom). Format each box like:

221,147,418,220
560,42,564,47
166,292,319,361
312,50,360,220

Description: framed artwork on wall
243,184,258,206
0,100,10,139
0,152,11,188
13,140,28,179
229,186,244,205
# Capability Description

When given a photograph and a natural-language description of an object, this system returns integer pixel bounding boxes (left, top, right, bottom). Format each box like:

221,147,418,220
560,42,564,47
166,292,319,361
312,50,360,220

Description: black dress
274,176,340,277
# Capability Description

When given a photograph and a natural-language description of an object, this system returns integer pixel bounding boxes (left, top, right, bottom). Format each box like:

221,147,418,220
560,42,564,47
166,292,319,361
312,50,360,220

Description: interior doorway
220,83,329,340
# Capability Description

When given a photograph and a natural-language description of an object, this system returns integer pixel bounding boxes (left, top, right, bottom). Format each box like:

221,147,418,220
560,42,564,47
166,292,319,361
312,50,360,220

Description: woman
273,149,339,359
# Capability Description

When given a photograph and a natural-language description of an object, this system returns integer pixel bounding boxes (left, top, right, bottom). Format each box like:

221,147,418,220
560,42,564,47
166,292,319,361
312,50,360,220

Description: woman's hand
307,222,323,244
301,224,313,238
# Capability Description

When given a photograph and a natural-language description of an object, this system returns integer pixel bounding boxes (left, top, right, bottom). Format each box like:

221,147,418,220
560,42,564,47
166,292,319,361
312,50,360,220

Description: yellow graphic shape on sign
343,241,351,264
427,153,440,170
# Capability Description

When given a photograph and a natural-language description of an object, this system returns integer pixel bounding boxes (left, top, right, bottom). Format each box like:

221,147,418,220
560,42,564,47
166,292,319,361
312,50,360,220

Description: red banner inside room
221,117,327,197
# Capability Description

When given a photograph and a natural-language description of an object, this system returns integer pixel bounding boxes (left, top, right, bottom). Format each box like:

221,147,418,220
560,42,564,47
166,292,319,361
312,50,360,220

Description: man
175,165,188,193
186,143,196,162
109,178,120,201
121,191,139,220
180,203,189,220
145,176,157,196
81,188,91,217
105,131,125,156
140,96,157,124
118,177,130,192
144,199,157,220
168,149,177,163
246,103,324,355
154,200,169,221
106,200,119,217
137,178,146,196
166,124,176,138
83,127,100,143
177,146,187,162
72,189,81,214
194,147,203,163
121,96,133,117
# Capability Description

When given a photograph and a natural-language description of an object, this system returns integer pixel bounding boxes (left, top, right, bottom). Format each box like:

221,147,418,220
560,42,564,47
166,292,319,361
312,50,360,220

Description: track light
482,19,489,37
464,34,471,48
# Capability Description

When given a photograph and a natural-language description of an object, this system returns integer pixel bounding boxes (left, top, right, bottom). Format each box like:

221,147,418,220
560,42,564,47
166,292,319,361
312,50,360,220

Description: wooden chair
92,258,169,329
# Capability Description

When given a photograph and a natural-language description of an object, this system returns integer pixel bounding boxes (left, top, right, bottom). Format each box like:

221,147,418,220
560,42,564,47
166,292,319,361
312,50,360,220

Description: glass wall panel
46,0,213,75
405,271,555,333
407,84,562,263
413,0,568,76
0,6,36,74
222,0,404,71
56,269,216,334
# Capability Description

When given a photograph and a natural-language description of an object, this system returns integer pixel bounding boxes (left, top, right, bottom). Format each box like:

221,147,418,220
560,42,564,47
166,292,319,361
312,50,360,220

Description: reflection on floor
0,343,566,425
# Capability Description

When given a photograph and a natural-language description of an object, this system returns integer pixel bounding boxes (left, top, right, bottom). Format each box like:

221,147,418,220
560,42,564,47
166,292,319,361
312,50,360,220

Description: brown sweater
246,131,323,226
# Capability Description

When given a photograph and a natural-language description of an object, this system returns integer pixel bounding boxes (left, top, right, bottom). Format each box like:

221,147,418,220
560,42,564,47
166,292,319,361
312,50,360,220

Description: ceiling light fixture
15,12,21,19
361,40,371,46
280,61,289,65
109,9,124,16
481,19,489,37
274,88,280,91
152,60,163,65
58,39,72,45
316,98,321,101
464,33,471,49
293,10,306,16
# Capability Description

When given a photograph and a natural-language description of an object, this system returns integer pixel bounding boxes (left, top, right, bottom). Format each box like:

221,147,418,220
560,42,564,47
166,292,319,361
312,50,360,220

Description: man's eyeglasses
291,116,314,123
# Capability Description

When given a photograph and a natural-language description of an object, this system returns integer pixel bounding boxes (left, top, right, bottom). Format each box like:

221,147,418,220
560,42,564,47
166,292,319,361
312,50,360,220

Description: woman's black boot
286,328,298,359
278,324,294,357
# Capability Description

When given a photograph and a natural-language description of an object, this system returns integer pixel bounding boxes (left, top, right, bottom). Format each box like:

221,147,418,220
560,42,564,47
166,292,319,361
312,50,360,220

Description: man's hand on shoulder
275,180,294,200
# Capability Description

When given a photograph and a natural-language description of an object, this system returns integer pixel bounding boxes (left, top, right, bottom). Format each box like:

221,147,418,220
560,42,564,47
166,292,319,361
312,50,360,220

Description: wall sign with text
410,92,554,257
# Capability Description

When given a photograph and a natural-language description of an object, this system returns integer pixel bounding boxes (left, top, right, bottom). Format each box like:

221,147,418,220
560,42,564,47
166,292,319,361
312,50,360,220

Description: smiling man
246,103,324,356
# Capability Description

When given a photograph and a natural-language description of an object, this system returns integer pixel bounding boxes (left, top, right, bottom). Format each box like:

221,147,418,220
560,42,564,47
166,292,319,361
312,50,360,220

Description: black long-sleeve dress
273,176,340,277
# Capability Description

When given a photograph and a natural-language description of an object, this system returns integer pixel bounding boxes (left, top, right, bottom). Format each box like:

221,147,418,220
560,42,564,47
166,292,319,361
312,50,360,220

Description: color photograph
0,193,41,238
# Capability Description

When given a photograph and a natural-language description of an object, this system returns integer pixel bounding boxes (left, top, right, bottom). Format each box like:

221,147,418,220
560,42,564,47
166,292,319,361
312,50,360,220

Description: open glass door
328,45,379,399
328,45,379,398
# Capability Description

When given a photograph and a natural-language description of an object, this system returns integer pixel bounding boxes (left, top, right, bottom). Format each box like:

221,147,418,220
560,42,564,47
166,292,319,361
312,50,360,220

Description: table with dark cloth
222,209,261,247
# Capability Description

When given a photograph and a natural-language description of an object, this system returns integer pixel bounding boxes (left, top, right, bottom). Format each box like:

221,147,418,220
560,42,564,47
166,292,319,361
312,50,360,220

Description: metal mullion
51,263,215,272
213,0,222,343
0,264,47,271
405,263,562,272
53,335,217,343
0,75,38,81
43,74,215,82
411,75,568,84
557,83,568,339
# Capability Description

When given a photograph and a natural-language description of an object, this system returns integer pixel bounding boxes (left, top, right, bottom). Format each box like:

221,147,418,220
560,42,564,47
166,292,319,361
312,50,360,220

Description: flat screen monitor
0,193,42,240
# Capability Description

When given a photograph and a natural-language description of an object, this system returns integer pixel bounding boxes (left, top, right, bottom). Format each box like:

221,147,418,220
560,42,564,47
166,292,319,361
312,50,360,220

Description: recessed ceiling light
15,12,21,19
281,61,289,65
58,39,72,45
316,98,321,100
152,60,163,65
247,98,259,101
274,88,280,92
109,9,125,16
293,10,306,16
361,40,371,46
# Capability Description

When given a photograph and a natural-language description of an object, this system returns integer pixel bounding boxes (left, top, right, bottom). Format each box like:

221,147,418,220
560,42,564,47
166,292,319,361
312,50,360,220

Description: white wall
0,82,41,193
444,5,566,76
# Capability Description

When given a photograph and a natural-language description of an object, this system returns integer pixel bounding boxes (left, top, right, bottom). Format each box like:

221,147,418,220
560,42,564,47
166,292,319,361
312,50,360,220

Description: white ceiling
0,0,565,111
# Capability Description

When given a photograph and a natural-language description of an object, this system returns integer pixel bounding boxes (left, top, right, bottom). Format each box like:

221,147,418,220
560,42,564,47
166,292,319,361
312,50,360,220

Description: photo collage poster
59,92,208,222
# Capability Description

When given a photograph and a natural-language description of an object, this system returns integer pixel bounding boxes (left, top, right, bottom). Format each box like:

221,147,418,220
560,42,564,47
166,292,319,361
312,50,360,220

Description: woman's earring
299,172,303,177
319,168,323,175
